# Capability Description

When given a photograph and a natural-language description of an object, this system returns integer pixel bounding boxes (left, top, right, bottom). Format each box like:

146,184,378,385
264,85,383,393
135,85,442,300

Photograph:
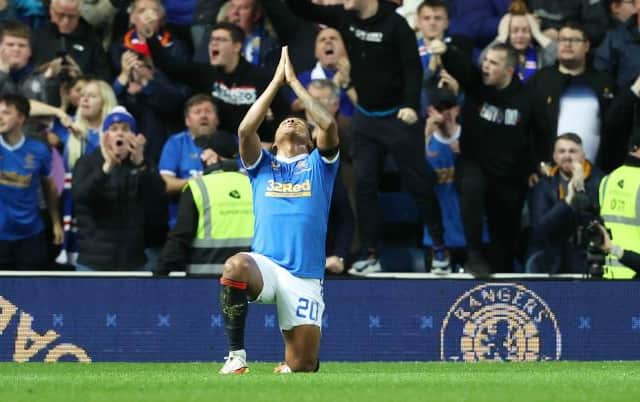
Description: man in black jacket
148,21,289,144
72,106,165,270
433,39,535,276
528,133,604,274
287,0,448,275
527,22,617,171
31,0,112,81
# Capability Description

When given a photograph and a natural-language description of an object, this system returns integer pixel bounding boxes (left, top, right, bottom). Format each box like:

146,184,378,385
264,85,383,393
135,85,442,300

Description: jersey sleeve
40,144,52,177
159,137,180,176
311,148,339,179
244,148,271,179
51,118,70,147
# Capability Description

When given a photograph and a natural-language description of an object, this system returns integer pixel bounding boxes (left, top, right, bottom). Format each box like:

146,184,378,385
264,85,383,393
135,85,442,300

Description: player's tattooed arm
284,48,338,150
290,80,335,131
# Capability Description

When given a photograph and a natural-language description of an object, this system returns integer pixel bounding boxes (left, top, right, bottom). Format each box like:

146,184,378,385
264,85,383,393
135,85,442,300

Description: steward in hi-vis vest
157,133,254,275
599,133,640,279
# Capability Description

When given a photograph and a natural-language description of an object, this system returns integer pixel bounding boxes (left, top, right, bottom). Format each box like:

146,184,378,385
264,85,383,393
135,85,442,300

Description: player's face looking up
274,117,313,154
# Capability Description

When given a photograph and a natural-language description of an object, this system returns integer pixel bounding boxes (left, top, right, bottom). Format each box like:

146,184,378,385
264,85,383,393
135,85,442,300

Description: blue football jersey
246,149,339,279
423,132,466,248
0,135,51,240
159,131,204,228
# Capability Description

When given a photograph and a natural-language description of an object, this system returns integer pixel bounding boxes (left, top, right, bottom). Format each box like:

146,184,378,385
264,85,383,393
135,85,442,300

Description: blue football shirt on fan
422,131,466,247
423,130,490,247
245,149,339,279
159,131,204,228
0,135,51,240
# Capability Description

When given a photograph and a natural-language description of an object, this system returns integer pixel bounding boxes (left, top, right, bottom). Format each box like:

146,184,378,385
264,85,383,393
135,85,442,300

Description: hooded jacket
442,44,535,179
287,0,422,112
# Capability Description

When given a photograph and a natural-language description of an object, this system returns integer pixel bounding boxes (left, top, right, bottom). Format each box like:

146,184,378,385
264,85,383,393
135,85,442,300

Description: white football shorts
243,252,325,331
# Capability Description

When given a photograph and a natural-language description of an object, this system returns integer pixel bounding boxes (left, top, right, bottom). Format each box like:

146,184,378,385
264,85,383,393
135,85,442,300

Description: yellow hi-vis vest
598,165,640,279
187,170,254,274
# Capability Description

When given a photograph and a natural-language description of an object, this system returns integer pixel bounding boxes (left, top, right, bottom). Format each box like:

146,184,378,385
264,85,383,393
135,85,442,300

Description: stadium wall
1,277,639,362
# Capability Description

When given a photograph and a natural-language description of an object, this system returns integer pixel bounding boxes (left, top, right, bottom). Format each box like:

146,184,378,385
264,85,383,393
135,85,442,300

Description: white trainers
273,362,292,374
348,258,382,276
219,350,249,374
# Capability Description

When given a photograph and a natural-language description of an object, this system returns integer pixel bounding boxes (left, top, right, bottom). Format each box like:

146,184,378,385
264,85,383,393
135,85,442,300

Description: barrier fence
1,275,639,362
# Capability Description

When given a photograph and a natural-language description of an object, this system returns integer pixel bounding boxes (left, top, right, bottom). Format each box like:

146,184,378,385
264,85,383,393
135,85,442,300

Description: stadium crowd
1,0,639,278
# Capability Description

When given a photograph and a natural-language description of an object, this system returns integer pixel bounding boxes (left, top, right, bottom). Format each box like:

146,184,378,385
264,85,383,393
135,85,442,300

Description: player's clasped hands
273,46,298,87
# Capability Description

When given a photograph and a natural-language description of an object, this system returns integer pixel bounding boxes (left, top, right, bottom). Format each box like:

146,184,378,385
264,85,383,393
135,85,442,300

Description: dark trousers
351,112,444,251
456,159,527,272
0,231,49,270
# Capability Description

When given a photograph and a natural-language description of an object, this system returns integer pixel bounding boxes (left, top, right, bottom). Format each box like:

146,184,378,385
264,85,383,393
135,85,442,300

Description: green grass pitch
1,362,640,402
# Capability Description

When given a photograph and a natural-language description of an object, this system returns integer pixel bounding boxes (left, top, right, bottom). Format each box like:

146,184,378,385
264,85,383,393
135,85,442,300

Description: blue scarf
516,46,538,83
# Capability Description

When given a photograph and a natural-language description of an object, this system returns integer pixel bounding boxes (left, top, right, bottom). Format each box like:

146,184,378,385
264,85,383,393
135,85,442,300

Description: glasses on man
210,36,232,43
52,9,81,21
558,37,586,45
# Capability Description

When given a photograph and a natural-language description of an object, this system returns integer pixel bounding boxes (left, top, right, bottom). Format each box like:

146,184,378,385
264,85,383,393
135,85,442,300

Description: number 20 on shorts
296,297,320,321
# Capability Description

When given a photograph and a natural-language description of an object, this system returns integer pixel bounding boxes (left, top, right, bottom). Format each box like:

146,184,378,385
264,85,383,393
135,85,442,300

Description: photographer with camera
31,0,111,81
598,132,640,279
592,223,640,277
72,106,165,270
528,133,605,274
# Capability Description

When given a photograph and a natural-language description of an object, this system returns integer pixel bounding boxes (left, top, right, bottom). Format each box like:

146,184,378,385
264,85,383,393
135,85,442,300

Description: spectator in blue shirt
159,94,223,228
0,93,62,269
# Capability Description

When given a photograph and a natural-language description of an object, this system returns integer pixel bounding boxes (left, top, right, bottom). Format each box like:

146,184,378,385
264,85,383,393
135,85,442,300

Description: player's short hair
417,0,449,16
212,22,245,45
0,20,32,43
487,42,518,70
555,132,583,147
184,94,217,117
0,93,30,118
